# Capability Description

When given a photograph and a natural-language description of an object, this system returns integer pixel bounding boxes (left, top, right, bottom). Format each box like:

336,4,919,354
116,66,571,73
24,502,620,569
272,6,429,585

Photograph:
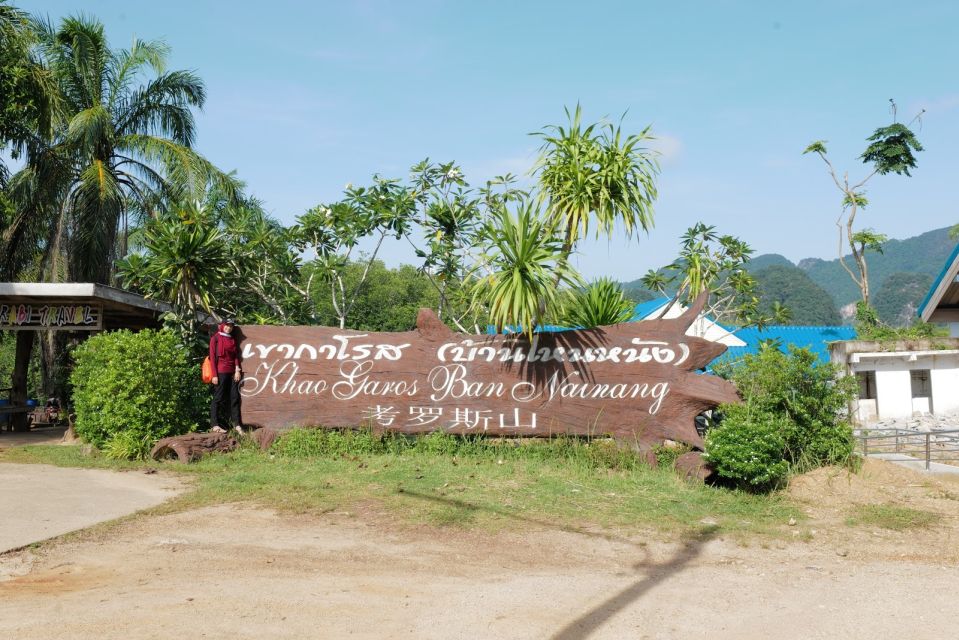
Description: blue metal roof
714,325,857,366
485,324,569,335
631,297,671,321
918,241,959,318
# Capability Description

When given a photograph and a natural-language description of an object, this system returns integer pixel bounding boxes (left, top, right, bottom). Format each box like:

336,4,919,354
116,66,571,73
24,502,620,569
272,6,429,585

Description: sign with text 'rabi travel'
237,295,739,448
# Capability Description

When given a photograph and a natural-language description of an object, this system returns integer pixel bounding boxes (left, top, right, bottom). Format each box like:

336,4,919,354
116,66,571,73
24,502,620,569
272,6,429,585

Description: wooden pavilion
0,283,168,432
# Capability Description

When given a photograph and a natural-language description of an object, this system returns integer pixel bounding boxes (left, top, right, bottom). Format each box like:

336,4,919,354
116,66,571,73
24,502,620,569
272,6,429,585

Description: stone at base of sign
674,451,714,482
151,432,238,463
631,442,660,468
251,427,280,451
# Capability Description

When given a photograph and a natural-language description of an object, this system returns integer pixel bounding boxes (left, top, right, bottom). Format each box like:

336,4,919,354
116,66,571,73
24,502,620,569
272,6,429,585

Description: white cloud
650,133,683,163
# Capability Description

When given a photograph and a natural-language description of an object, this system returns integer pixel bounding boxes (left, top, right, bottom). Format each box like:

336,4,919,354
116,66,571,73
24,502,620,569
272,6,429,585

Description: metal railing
853,428,959,471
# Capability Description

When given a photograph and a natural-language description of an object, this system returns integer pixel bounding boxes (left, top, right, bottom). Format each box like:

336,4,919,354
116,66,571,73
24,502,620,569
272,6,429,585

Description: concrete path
0,463,184,553
868,453,959,475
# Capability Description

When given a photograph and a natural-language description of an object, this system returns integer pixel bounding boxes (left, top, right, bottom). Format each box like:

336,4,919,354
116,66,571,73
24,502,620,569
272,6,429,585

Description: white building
830,244,959,424
830,339,959,423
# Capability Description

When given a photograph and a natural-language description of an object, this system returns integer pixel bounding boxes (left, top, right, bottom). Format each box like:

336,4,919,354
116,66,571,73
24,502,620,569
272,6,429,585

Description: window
911,369,931,398
857,371,876,400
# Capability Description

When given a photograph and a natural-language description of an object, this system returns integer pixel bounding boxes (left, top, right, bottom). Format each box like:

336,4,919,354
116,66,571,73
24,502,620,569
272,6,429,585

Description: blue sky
19,0,959,280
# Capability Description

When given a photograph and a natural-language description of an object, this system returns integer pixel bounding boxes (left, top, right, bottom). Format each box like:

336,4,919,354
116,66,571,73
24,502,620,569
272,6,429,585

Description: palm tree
4,14,235,285
532,105,659,284
0,1,56,186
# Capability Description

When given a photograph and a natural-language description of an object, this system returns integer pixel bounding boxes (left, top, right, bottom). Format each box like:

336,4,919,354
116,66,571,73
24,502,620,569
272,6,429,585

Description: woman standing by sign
210,319,243,434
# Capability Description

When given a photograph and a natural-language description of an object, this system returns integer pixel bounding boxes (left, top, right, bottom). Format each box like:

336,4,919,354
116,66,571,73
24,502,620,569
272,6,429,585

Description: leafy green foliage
70,329,207,456
533,105,658,250
475,200,579,335
310,259,442,332
118,201,229,341
642,223,785,328
872,272,934,327
850,228,887,254
855,295,943,341
102,430,154,460
295,176,419,329
861,122,924,176
703,405,791,491
0,1,54,185
4,14,236,285
0,333,43,400
707,346,858,490
271,428,652,472
751,265,840,325
797,226,954,310
803,102,923,306
560,278,634,328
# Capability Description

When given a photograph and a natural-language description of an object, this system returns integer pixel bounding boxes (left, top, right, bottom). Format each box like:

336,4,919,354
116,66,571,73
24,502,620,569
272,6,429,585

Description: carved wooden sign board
237,295,739,449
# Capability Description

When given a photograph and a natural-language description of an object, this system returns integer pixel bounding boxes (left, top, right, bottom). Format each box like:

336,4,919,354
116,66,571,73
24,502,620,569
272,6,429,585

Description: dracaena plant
475,199,581,336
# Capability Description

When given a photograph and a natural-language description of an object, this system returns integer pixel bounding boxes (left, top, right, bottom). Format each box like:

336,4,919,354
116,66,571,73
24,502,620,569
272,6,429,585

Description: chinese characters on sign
361,405,534,431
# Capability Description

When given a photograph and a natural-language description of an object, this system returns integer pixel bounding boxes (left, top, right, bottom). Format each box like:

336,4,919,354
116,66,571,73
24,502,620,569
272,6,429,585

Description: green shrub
652,442,692,469
71,329,207,456
706,346,856,486
103,430,154,460
714,345,856,469
702,404,790,491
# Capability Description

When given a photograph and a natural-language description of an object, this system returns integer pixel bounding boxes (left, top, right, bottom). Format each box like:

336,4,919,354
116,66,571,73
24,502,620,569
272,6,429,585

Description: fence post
925,433,931,471
862,435,868,457
895,431,900,453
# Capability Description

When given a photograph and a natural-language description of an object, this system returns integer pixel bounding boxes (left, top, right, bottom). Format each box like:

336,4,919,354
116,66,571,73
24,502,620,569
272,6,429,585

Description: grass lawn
845,503,941,531
1,431,802,539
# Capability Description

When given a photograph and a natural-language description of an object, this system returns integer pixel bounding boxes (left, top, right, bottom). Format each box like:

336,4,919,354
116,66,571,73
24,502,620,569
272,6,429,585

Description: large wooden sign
0,303,102,330
237,295,739,449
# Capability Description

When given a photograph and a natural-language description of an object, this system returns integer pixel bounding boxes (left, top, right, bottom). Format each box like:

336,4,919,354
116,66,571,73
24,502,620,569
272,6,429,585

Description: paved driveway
0,463,184,553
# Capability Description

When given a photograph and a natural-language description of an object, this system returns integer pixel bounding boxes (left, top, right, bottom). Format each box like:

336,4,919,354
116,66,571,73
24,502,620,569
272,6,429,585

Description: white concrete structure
831,340,959,424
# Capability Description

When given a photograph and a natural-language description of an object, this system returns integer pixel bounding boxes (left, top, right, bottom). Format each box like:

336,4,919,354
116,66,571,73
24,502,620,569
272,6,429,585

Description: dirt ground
2,459,958,640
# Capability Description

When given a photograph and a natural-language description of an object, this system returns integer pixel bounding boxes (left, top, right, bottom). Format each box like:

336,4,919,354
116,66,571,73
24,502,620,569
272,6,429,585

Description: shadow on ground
399,489,717,640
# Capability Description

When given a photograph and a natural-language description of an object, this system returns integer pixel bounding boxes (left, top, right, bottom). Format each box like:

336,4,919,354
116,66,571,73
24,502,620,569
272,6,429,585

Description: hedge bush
702,404,790,490
71,329,207,455
706,345,858,490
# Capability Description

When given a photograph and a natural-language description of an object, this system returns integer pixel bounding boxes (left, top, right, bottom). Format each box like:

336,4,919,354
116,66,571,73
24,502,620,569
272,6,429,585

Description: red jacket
209,326,240,375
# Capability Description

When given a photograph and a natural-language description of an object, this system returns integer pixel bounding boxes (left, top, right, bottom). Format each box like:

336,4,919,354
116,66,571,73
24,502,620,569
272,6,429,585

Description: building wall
931,365,959,414
873,369,913,420
847,351,959,422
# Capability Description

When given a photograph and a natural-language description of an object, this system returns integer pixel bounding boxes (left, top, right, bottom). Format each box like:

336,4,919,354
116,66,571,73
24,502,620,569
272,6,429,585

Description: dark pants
211,374,241,428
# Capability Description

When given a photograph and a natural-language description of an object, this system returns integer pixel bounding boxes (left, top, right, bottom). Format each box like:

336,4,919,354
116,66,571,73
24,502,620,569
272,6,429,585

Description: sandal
211,426,226,433
234,425,245,435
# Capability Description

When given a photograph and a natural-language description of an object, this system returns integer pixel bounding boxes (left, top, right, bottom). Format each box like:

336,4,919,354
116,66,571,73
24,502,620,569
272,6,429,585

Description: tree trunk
10,331,35,432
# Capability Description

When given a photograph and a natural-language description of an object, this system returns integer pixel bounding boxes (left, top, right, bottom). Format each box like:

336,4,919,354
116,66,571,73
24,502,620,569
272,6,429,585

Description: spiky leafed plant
117,200,228,343
476,200,580,335
4,14,235,285
532,105,659,283
561,278,634,329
